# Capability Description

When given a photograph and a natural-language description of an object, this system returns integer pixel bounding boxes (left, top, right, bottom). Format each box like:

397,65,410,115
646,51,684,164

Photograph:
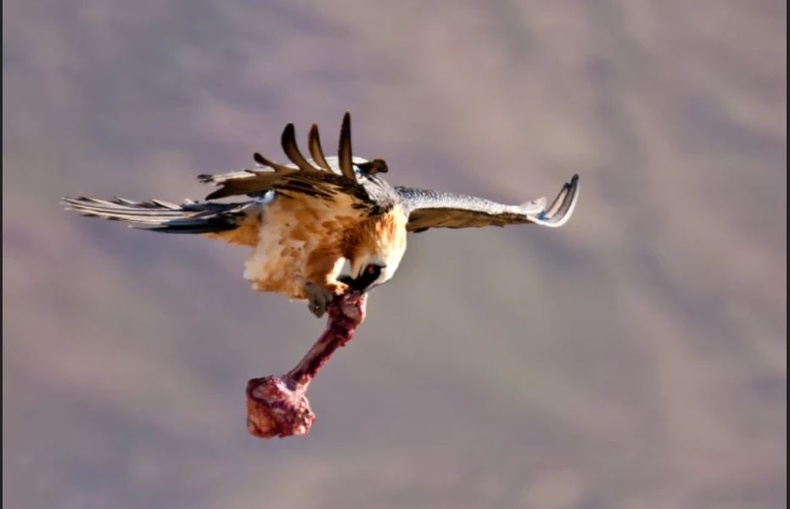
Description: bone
245,290,368,439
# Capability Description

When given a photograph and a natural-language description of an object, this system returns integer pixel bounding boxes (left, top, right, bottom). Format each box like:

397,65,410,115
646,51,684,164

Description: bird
61,113,579,318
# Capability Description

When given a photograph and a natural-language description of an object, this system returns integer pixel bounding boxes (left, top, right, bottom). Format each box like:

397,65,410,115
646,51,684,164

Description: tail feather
61,196,250,234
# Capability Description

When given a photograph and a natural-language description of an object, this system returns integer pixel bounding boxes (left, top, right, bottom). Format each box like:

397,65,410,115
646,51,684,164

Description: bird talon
304,282,333,318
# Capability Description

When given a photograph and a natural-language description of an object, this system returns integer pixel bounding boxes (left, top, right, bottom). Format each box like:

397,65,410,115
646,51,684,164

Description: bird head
340,259,395,292
340,208,407,292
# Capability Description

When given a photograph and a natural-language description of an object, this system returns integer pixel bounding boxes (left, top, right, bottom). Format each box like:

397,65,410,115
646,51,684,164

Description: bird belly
242,194,355,300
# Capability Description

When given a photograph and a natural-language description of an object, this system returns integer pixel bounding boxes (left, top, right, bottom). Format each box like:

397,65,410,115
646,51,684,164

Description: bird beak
338,274,367,292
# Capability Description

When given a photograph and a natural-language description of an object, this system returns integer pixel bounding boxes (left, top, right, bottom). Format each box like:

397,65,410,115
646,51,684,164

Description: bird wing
198,113,386,214
395,174,579,232
62,114,397,247
60,194,269,246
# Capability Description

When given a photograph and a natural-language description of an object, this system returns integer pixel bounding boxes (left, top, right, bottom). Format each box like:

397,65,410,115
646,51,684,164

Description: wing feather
396,174,579,232
337,112,356,180
281,123,322,172
308,124,332,171
197,114,378,206
60,196,251,233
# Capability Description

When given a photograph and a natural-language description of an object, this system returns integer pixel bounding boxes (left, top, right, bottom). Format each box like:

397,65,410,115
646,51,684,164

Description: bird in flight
62,113,579,317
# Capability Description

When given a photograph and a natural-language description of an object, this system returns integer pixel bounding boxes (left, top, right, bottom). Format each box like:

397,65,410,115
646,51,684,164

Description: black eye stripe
344,264,384,291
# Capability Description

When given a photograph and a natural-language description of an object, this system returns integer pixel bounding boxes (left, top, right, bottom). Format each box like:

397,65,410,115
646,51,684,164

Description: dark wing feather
396,174,579,232
60,196,250,234
197,114,375,206
308,124,332,171
337,112,356,180
281,123,322,172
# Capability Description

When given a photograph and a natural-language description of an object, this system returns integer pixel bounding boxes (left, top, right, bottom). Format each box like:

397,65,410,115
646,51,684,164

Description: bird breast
242,192,366,299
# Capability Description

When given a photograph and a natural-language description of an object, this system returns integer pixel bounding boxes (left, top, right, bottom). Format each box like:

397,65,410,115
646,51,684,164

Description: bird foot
304,281,333,318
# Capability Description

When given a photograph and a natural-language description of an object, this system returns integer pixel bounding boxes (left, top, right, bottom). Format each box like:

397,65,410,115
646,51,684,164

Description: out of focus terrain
3,2,785,508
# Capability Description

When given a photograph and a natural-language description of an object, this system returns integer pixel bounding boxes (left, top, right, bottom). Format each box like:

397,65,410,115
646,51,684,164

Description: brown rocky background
3,1,785,508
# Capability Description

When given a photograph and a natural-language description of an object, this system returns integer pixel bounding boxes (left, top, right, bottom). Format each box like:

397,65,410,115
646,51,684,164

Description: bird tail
60,196,250,234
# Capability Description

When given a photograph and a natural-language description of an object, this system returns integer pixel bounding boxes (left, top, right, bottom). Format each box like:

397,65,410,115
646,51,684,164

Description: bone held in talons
245,290,368,439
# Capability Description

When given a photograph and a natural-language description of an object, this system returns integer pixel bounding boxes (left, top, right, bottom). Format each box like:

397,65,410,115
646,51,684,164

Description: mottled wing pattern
396,174,579,232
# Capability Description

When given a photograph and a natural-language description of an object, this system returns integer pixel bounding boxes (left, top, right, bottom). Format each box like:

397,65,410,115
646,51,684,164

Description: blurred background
3,1,786,508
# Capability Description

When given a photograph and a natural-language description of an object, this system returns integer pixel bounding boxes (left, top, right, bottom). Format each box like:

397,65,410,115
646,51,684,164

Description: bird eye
344,264,385,291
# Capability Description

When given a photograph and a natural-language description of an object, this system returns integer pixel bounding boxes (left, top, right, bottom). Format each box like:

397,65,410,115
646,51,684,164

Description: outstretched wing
396,174,579,233
199,113,392,215
62,113,399,246
60,191,274,245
